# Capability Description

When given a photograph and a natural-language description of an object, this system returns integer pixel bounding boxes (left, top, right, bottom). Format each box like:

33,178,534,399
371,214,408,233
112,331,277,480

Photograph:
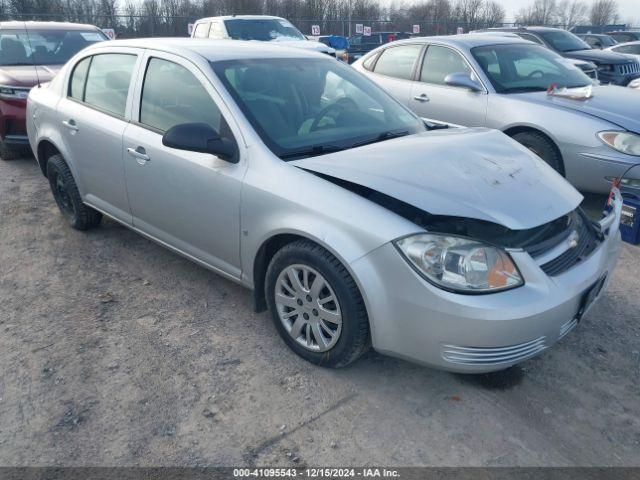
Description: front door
409,44,488,127
122,52,246,278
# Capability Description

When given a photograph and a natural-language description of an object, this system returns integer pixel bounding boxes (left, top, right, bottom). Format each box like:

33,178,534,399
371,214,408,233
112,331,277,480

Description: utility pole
348,0,352,37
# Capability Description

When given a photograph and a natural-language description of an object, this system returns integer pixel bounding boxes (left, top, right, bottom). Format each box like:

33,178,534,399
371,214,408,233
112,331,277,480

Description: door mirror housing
162,123,239,163
444,73,484,92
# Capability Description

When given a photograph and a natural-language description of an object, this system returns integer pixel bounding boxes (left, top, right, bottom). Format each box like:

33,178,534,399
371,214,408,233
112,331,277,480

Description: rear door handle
413,93,430,103
62,119,79,131
127,146,150,164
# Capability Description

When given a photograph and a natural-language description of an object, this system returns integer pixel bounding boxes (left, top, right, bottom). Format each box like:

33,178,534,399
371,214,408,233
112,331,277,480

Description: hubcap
275,264,342,352
54,174,75,217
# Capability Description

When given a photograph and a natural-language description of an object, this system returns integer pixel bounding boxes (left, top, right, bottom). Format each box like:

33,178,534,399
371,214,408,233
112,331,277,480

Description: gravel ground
0,156,639,467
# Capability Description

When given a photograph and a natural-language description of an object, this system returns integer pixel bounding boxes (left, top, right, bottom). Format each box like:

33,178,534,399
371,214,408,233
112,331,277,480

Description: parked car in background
191,15,335,57
0,21,107,160
353,34,640,193
27,38,622,372
347,32,410,63
475,27,640,86
605,41,640,59
578,33,617,50
311,35,350,62
608,31,640,43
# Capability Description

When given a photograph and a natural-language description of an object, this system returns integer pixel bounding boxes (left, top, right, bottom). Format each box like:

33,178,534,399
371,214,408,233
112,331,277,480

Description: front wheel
47,154,102,230
265,240,370,368
511,131,564,175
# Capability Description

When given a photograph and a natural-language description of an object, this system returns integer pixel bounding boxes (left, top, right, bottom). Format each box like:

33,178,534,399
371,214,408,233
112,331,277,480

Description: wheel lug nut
297,299,303,306
303,313,310,320
312,309,318,316
306,295,312,302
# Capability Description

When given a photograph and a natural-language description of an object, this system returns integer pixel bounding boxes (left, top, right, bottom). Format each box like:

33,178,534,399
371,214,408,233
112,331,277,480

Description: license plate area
575,275,607,323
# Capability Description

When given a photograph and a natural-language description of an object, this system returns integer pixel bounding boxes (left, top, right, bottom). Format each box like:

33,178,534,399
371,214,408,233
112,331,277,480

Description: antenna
23,21,41,89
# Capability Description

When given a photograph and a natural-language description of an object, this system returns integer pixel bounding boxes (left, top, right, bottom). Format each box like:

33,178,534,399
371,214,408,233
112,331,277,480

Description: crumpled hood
567,48,634,65
0,65,61,87
516,85,640,133
269,38,334,54
292,128,582,230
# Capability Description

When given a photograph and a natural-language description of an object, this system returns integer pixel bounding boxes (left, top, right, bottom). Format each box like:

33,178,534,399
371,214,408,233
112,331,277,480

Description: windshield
537,30,590,52
224,19,306,41
472,44,593,94
212,58,425,159
600,35,617,47
0,29,107,66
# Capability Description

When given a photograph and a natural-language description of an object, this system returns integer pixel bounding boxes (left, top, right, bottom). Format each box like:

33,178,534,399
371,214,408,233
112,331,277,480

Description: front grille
441,337,547,366
617,61,640,75
540,211,602,276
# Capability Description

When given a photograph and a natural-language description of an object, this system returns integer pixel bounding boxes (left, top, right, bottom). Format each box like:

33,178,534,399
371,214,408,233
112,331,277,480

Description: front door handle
413,93,430,103
127,146,150,165
62,119,79,131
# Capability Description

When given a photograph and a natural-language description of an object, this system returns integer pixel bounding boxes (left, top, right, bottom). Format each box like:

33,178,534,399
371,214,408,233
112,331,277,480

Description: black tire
47,154,102,230
0,140,26,161
511,131,564,175
265,240,370,368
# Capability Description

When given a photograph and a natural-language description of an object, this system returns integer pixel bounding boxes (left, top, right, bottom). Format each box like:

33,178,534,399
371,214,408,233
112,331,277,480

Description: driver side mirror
444,73,484,92
162,123,239,163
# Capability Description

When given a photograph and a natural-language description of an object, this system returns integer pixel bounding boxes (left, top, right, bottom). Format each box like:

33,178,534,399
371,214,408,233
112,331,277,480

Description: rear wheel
265,240,370,368
511,131,564,175
47,154,102,230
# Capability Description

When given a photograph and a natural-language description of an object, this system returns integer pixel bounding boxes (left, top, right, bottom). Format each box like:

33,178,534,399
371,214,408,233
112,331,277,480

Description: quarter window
373,45,422,80
77,53,136,117
69,56,91,100
193,23,210,38
420,45,471,85
139,58,223,133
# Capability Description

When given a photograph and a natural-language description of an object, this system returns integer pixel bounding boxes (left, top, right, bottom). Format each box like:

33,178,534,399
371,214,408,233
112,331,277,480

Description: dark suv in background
476,26,640,86
578,33,617,49
0,21,107,159
347,32,410,63
608,31,640,43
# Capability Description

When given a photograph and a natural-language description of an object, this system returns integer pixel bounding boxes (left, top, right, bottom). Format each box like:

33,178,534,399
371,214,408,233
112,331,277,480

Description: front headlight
598,131,640,156
395,234,523,294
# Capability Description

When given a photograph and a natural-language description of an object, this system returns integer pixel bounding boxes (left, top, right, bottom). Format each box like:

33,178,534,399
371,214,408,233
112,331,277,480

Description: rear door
122,50,246,278
409,44,488,126
57,49,142,223
366,43,424,105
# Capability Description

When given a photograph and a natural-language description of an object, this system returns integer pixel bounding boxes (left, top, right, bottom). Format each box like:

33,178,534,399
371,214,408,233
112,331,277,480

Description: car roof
0,20,101,31
195,15,284,22
87,37,325,61
391,34,532,48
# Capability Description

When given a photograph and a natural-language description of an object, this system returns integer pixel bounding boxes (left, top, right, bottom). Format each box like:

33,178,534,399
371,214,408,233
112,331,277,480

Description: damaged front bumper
350,191,623,373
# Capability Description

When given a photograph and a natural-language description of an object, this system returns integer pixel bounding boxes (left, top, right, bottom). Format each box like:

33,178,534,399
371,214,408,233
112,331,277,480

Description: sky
498,0,639,23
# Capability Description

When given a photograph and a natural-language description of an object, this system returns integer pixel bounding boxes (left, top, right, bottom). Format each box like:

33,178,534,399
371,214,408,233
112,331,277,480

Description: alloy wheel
274,264,342,352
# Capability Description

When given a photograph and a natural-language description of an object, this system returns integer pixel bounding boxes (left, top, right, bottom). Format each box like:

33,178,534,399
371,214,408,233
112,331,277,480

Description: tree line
0,0,629,37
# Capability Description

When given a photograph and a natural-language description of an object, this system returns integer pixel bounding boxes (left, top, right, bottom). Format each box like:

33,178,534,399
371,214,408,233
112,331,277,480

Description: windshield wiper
280,144,345,160
350,130,411,148
505,86,548,93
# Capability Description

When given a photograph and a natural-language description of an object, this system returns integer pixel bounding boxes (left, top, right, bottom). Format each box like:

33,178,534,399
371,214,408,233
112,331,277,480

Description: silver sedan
353,34,640,193
27,38,622,373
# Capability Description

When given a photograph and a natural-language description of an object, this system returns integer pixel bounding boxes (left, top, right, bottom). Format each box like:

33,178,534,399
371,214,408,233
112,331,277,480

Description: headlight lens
395,234,523,293
598,131,640,156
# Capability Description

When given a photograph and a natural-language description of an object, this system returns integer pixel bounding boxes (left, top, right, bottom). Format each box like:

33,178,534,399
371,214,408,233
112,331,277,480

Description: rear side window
209,22,224,38
420,45,471,85
69,56,91,100
193,22,210,38
373,45,422,80
519,33,544,45
139,58,223,133
83,54,136,117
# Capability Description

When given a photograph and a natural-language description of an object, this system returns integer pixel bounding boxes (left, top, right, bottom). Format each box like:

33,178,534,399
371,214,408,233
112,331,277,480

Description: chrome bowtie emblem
567,231,580,249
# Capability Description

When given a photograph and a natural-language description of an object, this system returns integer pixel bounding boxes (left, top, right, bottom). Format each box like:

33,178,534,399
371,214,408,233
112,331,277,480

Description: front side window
373,45,422,80
0,28,106,66
420,45,471,85
140,58,222,133
83,54,137,117
223,18,305,41
472,44,592,93
212,58,424,159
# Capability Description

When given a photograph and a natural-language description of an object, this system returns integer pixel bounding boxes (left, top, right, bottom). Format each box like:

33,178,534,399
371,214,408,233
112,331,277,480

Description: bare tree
589,0,618,26
515,0,558,25
555,0,588,28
